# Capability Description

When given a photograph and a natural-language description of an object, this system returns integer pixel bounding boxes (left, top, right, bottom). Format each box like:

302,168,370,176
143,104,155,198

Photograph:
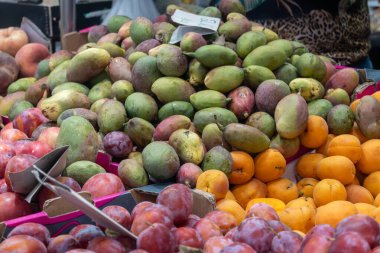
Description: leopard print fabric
256,1,371,65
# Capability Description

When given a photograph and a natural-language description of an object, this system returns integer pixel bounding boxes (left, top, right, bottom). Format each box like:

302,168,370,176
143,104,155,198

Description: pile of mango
0,0,380,232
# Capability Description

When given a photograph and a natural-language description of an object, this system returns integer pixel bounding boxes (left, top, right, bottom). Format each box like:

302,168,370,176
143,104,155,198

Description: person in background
211,0,373,68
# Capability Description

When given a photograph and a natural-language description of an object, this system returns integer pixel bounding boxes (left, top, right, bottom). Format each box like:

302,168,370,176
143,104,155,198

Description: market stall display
0,0,379,252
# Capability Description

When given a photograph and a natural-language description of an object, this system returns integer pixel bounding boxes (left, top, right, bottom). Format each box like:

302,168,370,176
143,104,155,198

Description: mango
204,65,244,93
274,63,298,84
236,31,267,59
111,80,134,103
327,104,355,135
218,0,246,17
251,26,279,42
243,45,287,70
223,123,270,154
190,90,230,110
130,17,154,45
292,41,309,56
202,145,233,176
255,79,290,116
268,39,294,57
355,96,380,139
228,86,254,120
46,60,70,89
97,42,125,58
52,82,89,96
87,70,110,87
270,134,300,158
88,25,108,43
202,123,230,151
128,52,147,65
193,107,238,133
325,68,359,95
189,45,238,68
142,141,180,181
108,57,132,83
156,45,188,77
246,111,276,138
275,94,308,139
148,44,171,57
218,18,251,42
188,59,208,87
199,6,222,18
88,80,112,104
155,25,176,44
25,77,48,106
290,55,300,66
158,101,194,121
38,90,91,121
57,108,98,129
125,92,157,122
35,59,51,79
118,159,148,188
63,161,106,186
180,32,207,53
90,98,108,114
169,129,205,165
294,53,326,82
135,39,161,54
107,15,130,33
131,56,162,95
244,65,275,90
289,78,325,102
324,88,350,106
128,151,143,165
56,116,100,165
124,117,154,148
153,115,191,141
307,99,333,119
321,61,337,84
151,77,195,103
49,50,74,71
66,48,111,83
8,100,34,121
7,77,36,94
97,99,127,134
77,43,97,53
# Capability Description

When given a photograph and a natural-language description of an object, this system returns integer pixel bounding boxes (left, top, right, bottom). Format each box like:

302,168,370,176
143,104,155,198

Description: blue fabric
350,56,374,69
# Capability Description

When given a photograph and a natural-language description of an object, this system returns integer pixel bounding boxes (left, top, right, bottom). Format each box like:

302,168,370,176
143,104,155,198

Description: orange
357,140,380,174
300,115,329,149
315,201,357,228
316,156,356,185
254,149,286,183
266,178,299,204
245,198,286,213
351,123,369,144
232,178,267,209
229,151,255,185
295,153,325,179
354,203,376,217
313,179,347,207
279,206,315,233
297,178,319,198
363,171,380,198
316,134,335,156
327,134,362,164
350,99,360,113
224,190,236,201
346,184,374,204
216,199,246,224
196,170,229,200
286,197,316,210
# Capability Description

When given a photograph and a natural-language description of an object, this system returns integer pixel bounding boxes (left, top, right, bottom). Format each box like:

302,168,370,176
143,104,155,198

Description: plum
205,210,238,235
47,235,78,253
233,217,275,253
27,141,52,158
225,227,238,240
4,154,38,189
271,231,303,253
131,201,154,221
267,220,291,233
328,231,371,253
0,235,46,253
86,237,126,253
335,214,380,248
221,242,257,253
0,192,33,222
37,127,60,149
137,223,176,253
0,142,15,177
69,224,105,248
38,176,81,210
66,250,96,253
102,205,131,235
173,227,202,249
103,131,133,158
299,224,335,253
82,173,125,199
176,163,203,188
131,204,174,236
194,218,222,246
246,203,280,221
203,236,233,253
183,214,201,228
115,236,136,252
8,222,51,246
157,183,193,226
0,178,8,193
0,128,28,142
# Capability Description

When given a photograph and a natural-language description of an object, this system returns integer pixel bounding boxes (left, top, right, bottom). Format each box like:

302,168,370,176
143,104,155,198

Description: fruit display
0,0,380,251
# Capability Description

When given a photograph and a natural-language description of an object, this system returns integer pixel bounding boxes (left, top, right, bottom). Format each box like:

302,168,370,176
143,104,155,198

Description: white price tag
171,9,221,31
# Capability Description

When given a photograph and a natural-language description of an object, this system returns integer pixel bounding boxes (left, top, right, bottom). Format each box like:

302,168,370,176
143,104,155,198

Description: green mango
189,45,238,68
202,146,233,176
124,117,154,148
158,101,194,121
7,77,36,94
151,77,195,103
327,104,355,135
246,112,276,139
130,17,154,45
268,39,294,57
97,99,128,134
294,53,326,82
188,59,208,87
52,82,89,96
190,90,230,110
244,65,275,90
63,161,106,186
236,31,267,59
289,78,325,102
125,92,157,122
204,66,244,93
243,45,287,70
307,99,333,119
169,129,205,165
46,60,71,89
88,80,112,104
193,107,238,133
111,80,134,103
